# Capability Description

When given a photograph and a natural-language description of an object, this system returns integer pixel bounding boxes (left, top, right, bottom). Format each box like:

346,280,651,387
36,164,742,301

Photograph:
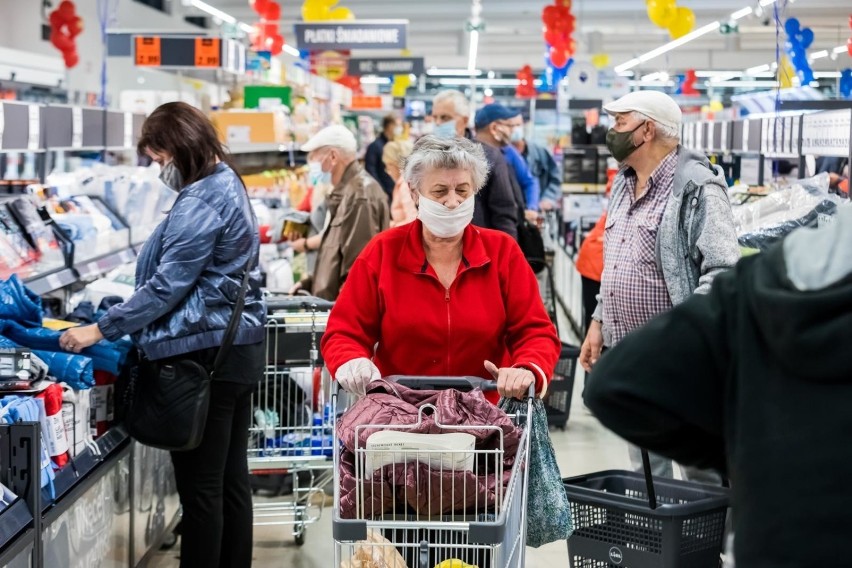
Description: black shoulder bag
124,267,252,451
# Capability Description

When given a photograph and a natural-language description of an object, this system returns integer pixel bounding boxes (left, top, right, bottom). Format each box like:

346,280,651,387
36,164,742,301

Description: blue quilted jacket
97,163,266,360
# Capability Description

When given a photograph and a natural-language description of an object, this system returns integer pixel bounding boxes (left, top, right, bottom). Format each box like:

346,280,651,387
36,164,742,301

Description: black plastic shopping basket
544,343,580,430
563,452,729,568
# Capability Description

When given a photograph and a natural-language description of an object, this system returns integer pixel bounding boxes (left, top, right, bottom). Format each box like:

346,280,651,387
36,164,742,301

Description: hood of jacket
746,205,852,382
672,145,728,198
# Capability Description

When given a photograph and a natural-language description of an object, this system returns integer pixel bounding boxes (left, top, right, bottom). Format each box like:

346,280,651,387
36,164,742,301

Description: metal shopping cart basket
563,451,729,568
333,376,533,568
247,294,335,545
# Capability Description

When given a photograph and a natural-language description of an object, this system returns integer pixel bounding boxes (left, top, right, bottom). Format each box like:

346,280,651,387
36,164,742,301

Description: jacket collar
336,160,362,191
672,144,727,198
400,220,491,274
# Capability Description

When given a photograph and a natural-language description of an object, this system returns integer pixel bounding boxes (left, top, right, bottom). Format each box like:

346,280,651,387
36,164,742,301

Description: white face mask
510,126,524,143
308,159,331,187
394,125,404,137
417,193,475,238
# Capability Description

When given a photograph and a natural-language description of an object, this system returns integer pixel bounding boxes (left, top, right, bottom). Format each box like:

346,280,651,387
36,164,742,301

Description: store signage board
135,37,161,67
194,38,221,68
294,21,408,50
347,57,424,76
350,95,385,110
801,109,851,157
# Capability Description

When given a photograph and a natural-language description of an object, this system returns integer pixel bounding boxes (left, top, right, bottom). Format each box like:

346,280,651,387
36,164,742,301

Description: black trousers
581,276,601,335
170,380,255,568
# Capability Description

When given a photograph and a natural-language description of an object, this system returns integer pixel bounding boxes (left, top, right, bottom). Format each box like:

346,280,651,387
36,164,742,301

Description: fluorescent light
746,63,771,75
809,50,829,60
711,80,779,88
468,30,479,73
615,22,721,73
814,71,841,78
188,0,235,24
641,71,669,82
833,45,848,55
730,7,753,20
238,22,254,34
629,80,675,87
617,70,635,77
283,44,300,57
439,77,520,87
360,76,391,85
427,68,483,76
758,0,777,6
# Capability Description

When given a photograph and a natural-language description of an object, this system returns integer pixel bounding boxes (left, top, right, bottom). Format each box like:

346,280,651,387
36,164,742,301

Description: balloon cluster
541,0,576,70
250,0,284,55
674,69,698,96
784,18,815,85
840,68,852,99
49,1,84,69
336,75,361,94
847,15,852,57
391,75,411,97
516,65,536,99
777,55,796,89
301,0,354,22
647,0,695,40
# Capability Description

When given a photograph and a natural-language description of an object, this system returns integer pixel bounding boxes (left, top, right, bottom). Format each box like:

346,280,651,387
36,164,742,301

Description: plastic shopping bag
499,397,573,548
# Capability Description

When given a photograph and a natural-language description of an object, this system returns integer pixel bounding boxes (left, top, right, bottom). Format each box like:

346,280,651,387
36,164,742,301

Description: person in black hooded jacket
584,205,852,568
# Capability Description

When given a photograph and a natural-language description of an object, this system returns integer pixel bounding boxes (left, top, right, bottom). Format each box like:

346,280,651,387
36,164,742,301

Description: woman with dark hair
59,101,265,568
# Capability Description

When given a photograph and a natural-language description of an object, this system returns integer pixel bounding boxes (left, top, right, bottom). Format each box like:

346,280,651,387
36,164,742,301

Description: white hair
631,111,680,142
403,135,490,193
432,90,471,118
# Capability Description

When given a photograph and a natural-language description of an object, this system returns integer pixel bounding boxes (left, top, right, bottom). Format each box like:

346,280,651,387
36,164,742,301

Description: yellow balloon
328,7,355,20
777,56,795,88
302,2,330,22
591,53,610,69
647,0,676,28
667,7,695,39
709,100,724,112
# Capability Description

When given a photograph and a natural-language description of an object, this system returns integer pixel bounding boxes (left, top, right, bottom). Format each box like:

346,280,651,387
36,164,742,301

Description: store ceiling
206,0,851,75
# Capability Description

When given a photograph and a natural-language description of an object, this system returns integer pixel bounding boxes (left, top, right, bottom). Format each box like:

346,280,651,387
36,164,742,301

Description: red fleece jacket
321,220,561,402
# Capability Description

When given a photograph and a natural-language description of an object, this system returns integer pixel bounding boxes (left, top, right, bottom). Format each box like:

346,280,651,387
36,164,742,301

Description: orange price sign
195,38,221,68
135,36,161,67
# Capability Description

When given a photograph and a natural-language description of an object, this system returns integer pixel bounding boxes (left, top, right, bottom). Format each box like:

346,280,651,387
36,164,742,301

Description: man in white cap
292,125,389,300
580,90,739,482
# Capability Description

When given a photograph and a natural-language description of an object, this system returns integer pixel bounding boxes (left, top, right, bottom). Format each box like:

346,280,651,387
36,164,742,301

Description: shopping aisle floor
149,370,631,567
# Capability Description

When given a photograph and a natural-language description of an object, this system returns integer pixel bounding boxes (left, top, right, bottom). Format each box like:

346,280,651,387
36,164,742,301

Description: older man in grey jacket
580,90,739,482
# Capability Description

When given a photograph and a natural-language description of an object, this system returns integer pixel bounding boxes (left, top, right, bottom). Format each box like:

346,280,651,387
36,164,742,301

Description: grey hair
631,111,680,142
432,90,471,118
403,135,490,193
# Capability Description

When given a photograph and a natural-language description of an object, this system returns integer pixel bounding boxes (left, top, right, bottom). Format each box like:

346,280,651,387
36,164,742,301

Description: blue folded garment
0,321,129,375
0,275,43,327
1,396,55,498
0,334,93,390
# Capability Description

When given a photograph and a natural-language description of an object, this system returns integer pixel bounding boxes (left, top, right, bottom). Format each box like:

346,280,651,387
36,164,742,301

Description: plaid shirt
600,150,678,345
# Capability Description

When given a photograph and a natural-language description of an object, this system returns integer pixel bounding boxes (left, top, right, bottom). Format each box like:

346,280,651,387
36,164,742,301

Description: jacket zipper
445,287,451,375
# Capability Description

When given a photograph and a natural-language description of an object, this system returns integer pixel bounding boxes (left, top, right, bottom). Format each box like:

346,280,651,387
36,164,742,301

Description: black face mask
606,121,647,162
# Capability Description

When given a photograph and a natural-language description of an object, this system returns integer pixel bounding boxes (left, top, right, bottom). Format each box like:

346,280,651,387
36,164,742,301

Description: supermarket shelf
0,500,33,551
73,247,136,280
562,183,606,194
43,427,130,516
227,143,300,154
23,268,77,296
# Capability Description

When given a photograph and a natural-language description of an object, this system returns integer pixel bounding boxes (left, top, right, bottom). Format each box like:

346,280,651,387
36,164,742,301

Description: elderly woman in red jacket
321,135,561,402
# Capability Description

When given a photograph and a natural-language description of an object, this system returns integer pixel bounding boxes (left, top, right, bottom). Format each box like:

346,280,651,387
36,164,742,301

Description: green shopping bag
499,397,574,548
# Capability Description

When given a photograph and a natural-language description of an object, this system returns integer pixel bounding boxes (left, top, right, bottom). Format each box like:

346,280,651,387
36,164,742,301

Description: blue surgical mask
432,121,458,139
510,126,525,143
308,160,332,187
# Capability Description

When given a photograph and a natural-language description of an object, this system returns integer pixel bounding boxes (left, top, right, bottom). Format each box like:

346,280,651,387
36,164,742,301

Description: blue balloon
674,73,686,95
299,49,310,60
799,67,815,85
840,69,852,98
799,27,814,49
784,18,800,36
537,71,551,93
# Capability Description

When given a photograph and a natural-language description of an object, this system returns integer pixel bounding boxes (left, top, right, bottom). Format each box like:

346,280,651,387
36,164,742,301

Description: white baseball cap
301,124,357,153
603,90,683,132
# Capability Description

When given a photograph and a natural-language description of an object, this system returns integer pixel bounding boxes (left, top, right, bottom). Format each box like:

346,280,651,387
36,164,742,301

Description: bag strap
211,260,252,377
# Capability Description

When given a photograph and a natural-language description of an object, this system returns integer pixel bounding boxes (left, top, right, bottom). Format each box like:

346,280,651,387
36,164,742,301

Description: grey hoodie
593,146,740,346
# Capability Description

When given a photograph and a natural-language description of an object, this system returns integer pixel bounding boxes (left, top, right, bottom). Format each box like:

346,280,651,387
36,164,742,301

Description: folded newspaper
363,431,477,473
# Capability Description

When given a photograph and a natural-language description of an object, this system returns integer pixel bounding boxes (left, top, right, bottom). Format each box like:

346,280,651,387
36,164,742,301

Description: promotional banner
348,57,424,76
294,21,408,50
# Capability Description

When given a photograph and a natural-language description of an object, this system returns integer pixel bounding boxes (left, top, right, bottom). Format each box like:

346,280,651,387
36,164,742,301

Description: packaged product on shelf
61,384,94,458
36,383,70,468
91,370,115,438
80,264,135,310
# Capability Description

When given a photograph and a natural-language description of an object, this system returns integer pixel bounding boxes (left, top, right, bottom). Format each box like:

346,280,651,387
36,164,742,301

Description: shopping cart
332,376,533,568
563,451,730,567
247,294,335,545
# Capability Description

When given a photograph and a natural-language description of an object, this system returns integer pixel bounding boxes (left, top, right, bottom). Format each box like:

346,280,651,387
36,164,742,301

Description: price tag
124,112,133,148
195,38,221,68
71,107,83,149
27,104,40,150
135,36,162,67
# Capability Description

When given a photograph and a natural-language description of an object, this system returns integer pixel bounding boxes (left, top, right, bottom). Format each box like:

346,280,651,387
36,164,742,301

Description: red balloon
263,1,281,21
68,17,83,37
266,34,284,55
63,50,79,68
50,31,74,52
847,37,852,56
542,6,559,28
544,30,567,50
58,0,76,18
550,47,568,69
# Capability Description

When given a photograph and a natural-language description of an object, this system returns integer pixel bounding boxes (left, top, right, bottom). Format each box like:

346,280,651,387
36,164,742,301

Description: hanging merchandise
250,0,285,56
647,0,695,40
48,1,84,69
784,18,815,86
515,65,536,98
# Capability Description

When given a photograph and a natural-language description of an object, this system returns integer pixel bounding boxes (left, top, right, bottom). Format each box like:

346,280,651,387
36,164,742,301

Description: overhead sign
348,57,424,76
194,38,221,68
294,21,408,50
135,36,161,67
